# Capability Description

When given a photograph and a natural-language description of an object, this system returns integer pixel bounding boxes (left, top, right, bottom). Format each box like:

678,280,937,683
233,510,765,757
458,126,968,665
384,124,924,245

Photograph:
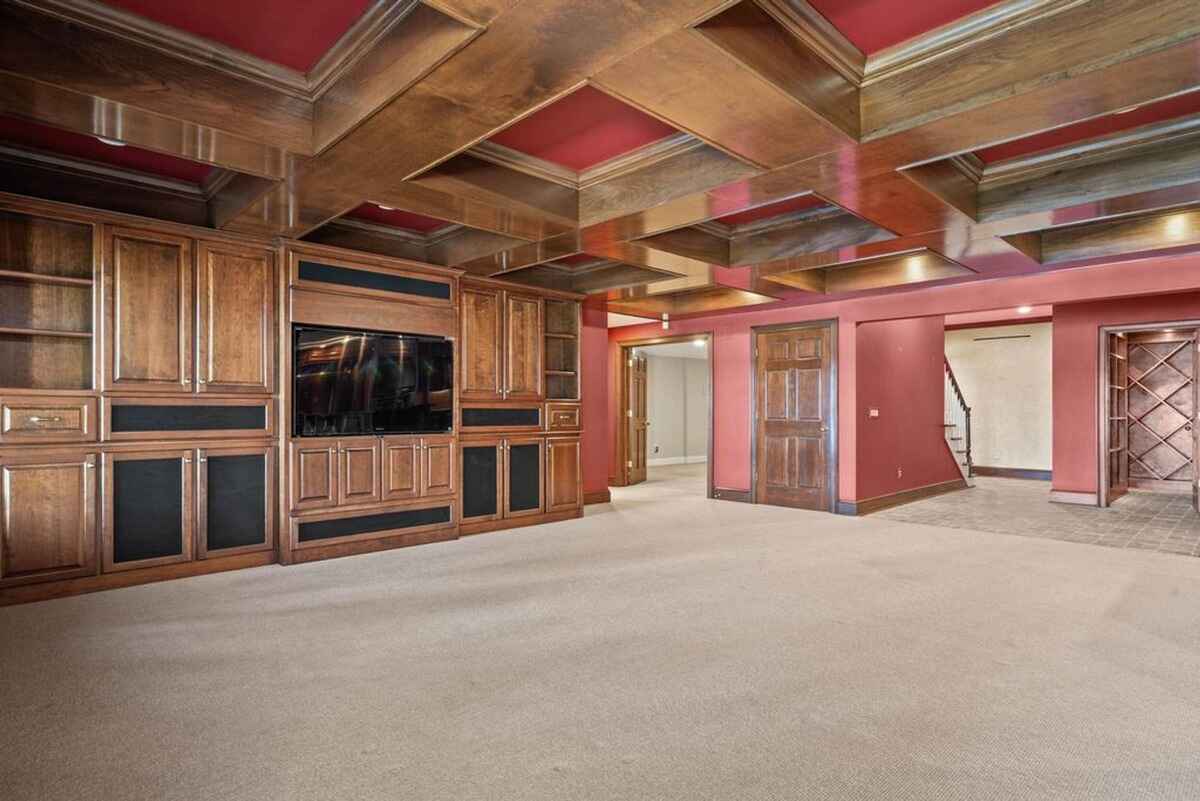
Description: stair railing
944,357,973,478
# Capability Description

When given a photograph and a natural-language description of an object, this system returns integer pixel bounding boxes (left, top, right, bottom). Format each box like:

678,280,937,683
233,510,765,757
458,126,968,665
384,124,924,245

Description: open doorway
1101,322,1199,512
615,334,713,498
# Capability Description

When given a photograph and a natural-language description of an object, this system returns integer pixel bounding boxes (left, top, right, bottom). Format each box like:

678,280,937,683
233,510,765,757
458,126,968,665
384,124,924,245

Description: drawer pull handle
28,416,64,423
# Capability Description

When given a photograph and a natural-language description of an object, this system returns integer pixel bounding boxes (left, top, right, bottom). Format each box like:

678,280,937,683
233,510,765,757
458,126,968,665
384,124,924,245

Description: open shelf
0,210,95,390
544,299,580,401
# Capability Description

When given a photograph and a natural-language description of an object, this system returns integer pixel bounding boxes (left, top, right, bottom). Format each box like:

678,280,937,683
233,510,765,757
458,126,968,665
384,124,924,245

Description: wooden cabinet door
382,436,420,501
0,450,97,586
196,241,275,394
198,445,274,559
461,285,504,400
338,437,381,507
546,437,582,513
103,449,194,572
421,436,455,498
460,439,503,522
290,440,338,511
105,227,193,392
504,292,543,400
504,437,544,518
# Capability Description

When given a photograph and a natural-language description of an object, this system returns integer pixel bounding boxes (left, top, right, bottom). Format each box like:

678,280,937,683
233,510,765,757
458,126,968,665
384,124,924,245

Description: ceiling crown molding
16,0,421,101
326,215,461,245
980,113,1200,187
753,0,866,84
0,143,207,197
863,0,1083,85
468,133,705,191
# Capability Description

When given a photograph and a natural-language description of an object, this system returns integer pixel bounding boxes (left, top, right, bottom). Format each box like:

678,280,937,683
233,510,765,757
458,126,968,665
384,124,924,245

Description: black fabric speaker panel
111,405,266,432
297,507,451,543
298,260,451,301
508,444,541,513
206,455,267,551
462,445,499,518
461,408,540,428
113,459,184,563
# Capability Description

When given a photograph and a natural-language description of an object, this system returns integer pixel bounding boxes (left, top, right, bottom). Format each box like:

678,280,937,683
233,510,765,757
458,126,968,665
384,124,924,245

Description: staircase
944,357,974,486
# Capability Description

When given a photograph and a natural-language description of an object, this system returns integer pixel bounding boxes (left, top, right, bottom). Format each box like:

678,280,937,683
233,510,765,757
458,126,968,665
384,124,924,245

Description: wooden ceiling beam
410,154,579,228
635,226,730,266
222,0,724,237
861,0,1200,141
592,28,851,169
1034,205,1200,265
729,210,893,265
0,2,312,154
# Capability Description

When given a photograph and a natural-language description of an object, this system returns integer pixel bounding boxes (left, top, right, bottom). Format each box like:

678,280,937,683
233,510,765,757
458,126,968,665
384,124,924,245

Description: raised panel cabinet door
460,440,503,522
505,437,544,518
420,436,455,498
196,241,275,394
290,441,338,511
338,437,381,507
102,450,194,572
546,437,582,513
198,445,274,559
0,451,97,586
504,292,544,400
382,437,420,501
460,285,504,400
105,227,194,392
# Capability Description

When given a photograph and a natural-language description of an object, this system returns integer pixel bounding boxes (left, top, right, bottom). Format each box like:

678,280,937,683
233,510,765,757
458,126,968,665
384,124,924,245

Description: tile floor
876,476,1200,557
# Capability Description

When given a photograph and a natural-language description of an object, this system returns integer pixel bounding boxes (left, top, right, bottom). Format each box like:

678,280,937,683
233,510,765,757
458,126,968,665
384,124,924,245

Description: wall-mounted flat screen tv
293,325,453,437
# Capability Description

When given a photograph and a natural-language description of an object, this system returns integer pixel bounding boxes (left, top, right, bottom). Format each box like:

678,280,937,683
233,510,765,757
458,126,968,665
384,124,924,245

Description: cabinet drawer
546,403,580,432
1,397,97,443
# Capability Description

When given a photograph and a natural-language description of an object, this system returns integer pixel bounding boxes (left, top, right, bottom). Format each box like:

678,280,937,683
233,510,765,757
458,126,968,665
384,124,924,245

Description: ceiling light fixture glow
1017,305,1034,314
692,339,705,347
96,136,126,147
375,204,395,211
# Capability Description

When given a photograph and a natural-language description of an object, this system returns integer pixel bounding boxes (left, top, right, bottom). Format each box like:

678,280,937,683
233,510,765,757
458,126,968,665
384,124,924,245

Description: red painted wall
604,252,1200,503
1051,291,1200,494
856,317,962,500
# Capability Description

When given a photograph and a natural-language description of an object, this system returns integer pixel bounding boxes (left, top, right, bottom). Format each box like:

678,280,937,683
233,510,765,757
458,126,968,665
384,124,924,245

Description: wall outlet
653,445,660,454
869,408,880,418
896,467,903,478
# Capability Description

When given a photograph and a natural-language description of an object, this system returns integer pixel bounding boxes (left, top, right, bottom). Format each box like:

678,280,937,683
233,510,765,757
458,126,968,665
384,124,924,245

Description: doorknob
1187,423,1194,432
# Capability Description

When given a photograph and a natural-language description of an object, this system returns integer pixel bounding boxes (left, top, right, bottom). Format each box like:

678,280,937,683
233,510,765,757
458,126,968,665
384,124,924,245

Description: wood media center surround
0,193,584,604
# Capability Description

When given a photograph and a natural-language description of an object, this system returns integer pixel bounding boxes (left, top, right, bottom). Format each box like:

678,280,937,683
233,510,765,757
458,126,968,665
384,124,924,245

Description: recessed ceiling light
1017,305,1034,314
375,203,395,211
692,339,705,347
1114,104,1142,114
95,136,126,147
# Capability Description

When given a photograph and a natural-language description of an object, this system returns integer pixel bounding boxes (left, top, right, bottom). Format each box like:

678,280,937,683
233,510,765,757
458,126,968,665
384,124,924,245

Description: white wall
944,322,1052,471
645,354,709,465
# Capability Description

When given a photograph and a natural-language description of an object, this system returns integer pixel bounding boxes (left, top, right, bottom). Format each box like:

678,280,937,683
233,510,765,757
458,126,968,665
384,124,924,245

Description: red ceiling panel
716,195,829,227
976,91,1200,163
807,0,998,55
101,0,373,72
0,115,214,184
489,86,678,172
347,203,448,233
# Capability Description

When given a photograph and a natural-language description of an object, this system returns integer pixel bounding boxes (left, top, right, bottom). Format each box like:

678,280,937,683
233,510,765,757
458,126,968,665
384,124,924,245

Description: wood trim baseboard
584,489,612,505
848,478,969,516
713,487,752,503
0,550,276,606
1049,490,1099,506
972,465,1052,481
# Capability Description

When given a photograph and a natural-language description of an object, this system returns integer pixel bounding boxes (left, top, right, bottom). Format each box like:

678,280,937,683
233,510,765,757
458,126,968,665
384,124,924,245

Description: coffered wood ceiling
1,0,1199,318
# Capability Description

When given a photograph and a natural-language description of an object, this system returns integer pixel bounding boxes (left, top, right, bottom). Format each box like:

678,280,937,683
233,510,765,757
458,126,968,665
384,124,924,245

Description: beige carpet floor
3,464,1200,800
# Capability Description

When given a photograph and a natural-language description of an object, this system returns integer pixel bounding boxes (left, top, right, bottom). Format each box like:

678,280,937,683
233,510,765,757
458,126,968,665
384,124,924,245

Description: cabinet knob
84,462,95,469
197,378,207,385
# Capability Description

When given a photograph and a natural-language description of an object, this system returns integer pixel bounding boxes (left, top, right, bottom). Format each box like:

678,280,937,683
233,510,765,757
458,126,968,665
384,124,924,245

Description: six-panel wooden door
754,324,834,511
626,353,648,485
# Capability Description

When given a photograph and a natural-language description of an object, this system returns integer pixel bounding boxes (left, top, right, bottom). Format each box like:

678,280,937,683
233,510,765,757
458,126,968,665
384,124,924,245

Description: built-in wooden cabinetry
0,195,586,604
